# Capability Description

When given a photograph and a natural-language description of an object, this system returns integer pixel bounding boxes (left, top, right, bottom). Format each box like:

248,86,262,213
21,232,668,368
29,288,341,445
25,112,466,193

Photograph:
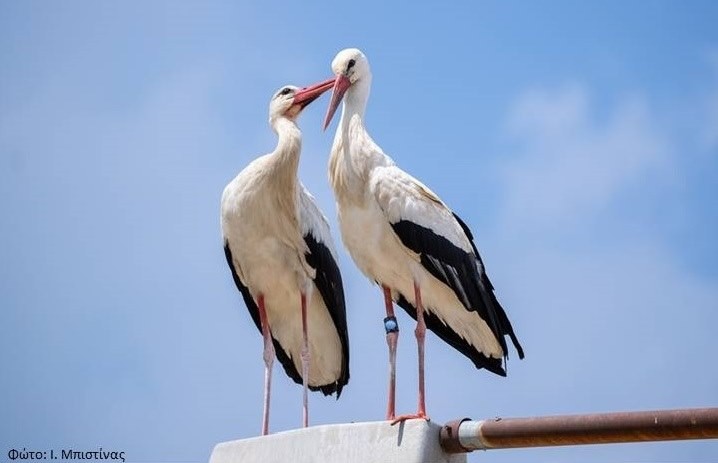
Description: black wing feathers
303,233,350,397
390,212,524,373
452,213,524,359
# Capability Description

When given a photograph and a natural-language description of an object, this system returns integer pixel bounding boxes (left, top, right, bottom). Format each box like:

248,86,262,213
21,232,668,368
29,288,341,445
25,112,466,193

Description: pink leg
391,282,429,425
383,285,399,420
257,294,274,436
414,283,428,418
300,292,309,428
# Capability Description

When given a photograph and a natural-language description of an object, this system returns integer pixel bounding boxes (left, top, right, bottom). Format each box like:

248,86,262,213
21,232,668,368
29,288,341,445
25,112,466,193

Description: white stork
221,79,349,435
322,48,524,423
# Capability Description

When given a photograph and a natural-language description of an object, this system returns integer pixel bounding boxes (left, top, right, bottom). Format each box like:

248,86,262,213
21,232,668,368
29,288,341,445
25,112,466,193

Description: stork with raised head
322,48,524,423
221,78,349,435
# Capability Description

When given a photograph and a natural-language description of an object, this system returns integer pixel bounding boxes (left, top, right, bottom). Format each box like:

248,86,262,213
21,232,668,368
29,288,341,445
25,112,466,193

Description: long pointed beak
323,74,352,131
292,77,336,109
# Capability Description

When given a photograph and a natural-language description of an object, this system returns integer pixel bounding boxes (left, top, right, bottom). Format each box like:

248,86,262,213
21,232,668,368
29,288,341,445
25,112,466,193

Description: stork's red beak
292,77,336,109
323,74,352,131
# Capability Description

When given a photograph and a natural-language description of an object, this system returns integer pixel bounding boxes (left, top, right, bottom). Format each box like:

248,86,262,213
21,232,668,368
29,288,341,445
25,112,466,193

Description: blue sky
1,1,717,462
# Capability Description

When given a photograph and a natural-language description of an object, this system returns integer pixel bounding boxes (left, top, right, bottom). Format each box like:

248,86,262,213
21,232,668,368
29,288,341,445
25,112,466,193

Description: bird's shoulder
224,150,269,184
370,164,446,211
369,164,474,254
221,152,275,200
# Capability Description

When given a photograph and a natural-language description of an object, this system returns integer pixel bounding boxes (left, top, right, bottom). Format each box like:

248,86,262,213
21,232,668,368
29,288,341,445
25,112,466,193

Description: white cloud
498,84,671,234
480,84,718,463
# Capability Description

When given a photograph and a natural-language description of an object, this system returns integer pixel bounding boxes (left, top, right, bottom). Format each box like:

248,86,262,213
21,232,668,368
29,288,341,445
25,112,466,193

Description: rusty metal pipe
440,408,718,453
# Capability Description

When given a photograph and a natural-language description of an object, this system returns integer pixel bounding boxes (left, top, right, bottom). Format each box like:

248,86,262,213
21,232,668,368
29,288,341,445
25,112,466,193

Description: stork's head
269,79,335,125
323,48,371,130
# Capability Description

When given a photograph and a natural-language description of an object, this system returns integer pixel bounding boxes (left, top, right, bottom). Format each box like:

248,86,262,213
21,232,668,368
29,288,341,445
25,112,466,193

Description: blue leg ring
384,316,399,334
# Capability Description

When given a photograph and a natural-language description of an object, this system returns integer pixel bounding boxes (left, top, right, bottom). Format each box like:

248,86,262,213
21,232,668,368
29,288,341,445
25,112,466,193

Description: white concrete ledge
209,420,467,463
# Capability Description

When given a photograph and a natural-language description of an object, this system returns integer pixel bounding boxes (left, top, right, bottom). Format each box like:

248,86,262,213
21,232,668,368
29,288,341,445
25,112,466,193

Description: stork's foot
390,412,430,425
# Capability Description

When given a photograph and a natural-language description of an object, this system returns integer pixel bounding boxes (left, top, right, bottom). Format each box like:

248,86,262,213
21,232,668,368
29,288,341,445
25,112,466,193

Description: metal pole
440,407,718,454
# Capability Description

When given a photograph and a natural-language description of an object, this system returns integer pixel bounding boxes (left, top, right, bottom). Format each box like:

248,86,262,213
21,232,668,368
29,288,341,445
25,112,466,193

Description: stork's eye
347,59,356,70
280,87,292,96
